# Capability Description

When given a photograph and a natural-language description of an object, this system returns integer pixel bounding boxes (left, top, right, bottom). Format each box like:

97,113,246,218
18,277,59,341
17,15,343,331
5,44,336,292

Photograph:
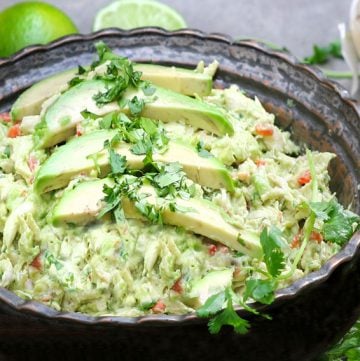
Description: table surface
0,0,352,58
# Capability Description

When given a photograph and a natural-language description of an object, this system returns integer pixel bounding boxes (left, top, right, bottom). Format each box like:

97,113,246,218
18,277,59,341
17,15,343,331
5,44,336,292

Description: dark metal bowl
0,29,359,361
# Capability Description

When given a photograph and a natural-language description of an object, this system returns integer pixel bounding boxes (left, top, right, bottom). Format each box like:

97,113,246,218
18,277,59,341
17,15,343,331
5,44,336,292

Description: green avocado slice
52,178,261,256
11,69,76,121
34,129,234,194
11,64,213,121
135,63,212,96
35,79,233,148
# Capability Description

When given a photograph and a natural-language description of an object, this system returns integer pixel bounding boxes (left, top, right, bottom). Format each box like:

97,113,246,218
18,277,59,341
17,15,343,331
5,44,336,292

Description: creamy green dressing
0,73,341,317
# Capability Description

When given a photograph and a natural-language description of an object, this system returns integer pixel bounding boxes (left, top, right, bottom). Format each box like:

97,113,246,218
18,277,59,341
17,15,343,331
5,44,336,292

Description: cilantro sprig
90,42,143,106
196,288,250,334
310,200,360,246
197,225,285,334
303,41,342,65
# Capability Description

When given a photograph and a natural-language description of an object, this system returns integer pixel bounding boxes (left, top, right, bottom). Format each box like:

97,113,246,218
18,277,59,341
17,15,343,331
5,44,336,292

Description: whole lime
0,1,78,58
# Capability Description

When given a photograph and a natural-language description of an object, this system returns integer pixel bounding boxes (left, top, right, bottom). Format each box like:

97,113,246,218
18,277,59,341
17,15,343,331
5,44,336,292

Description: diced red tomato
171,279,183,293
255,159,266,167
30,254,42,270
255,124,274,136
310,231,323,243
28,155,39,172
0,113,12,123
291,233,301,249
7,123,21,138
76,124,83,136
208,244,217,255
152,300,166,314
297,170,312,186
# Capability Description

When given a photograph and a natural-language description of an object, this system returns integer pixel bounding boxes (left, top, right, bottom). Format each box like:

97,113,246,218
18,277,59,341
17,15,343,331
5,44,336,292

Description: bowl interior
0,30,359,332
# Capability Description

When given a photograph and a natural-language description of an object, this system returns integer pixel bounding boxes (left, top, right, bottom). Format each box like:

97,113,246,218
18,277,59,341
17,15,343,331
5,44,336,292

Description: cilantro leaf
135,199,162,224
141,81,156,96
114,205,125,224
196,140,213,158
196,292,226,318
325,320,360,361
207,288,249,335
310,200,360,245
260,226,285,277
128,96,145,116
97,183,121,219
197,288,249,335
109,150,127,175
80,109,99,120
77,65,87,75
303,41,342,65
243,278,277,305
91,42,143,106
153,163,183,188
99,113,115,129
68,77,84,88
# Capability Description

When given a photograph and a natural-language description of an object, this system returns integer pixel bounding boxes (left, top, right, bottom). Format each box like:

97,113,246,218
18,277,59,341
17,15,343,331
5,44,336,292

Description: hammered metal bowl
0,29,359,361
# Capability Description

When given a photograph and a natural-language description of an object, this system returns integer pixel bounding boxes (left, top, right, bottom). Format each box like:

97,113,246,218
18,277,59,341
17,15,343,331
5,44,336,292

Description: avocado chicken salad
0,42,359,332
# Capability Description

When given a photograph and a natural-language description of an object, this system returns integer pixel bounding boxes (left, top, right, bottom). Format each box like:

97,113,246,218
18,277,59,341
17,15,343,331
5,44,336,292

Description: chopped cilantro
197,288,249,334
303,41,342,65
91,42,143,106
128,96,145,116
68,77,84,88
109,149,127,175
80,109,99,120
3,145,10,158
243,278,277,305
196,140,213,158
77,65,87,75
135,198,162,224
44,251,63,270
310,200,360,245
141,81,156,96
99,113,114,129
260,226,285,278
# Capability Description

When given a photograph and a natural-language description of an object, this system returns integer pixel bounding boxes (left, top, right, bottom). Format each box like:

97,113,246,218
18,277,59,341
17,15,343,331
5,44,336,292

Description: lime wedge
93,0,187,31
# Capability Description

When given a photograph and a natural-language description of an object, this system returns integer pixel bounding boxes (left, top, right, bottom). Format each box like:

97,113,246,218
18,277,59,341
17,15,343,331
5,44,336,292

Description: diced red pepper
291,233,301,249
7,123,21,138
255,124,274,136
152,300,166,314
28,155,39,172
310,231,323,243
0,113,11,123
255,159,266,167
208,244,217,255
76,124,83,136
171,278,183,294
297,170,312,186
30,254,42,270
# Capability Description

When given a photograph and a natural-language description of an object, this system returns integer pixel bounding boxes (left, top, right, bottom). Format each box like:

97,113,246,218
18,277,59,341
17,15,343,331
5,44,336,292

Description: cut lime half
93,0,187,31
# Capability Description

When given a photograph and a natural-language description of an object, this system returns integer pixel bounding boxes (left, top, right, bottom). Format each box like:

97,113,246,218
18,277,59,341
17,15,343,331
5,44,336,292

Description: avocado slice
188,269,233,305
35,79,233,148
34,129,234,194
135,63,212,96
11,64,213,122
52,178,260,256
11,69,77,121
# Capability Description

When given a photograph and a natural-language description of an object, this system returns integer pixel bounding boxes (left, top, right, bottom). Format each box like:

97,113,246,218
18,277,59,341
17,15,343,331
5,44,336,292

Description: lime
0,2,78,58
93,0,187,32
